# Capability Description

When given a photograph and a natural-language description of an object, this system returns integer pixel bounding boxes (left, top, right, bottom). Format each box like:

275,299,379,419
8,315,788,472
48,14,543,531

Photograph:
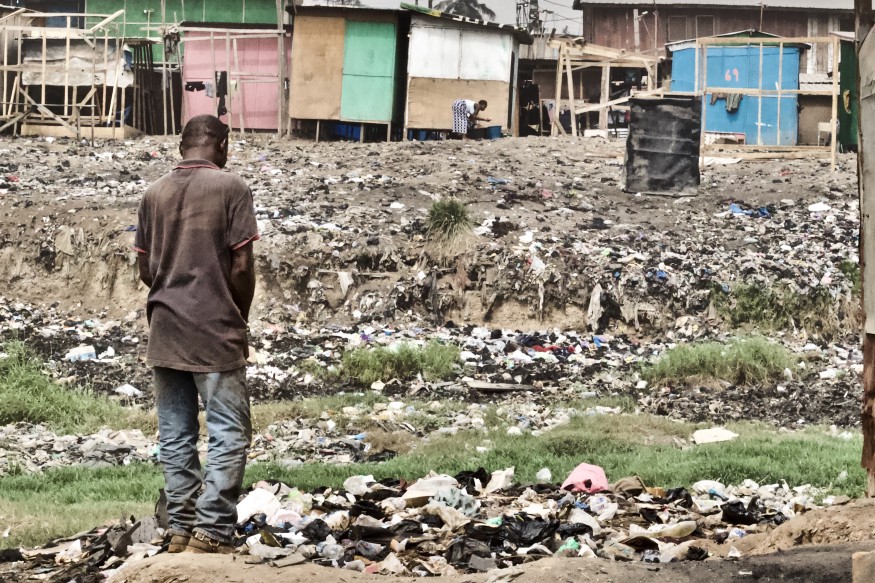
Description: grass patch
840,260,862,295
1,415,864,549
340,342,460,387
643,337,797,386
0,342,135,434
426,199,474,256
712,282,836,333
427,199,473,242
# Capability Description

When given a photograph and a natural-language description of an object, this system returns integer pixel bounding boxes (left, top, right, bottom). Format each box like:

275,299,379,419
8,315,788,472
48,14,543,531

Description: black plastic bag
299,519,331,542
499,516,559,546
721,500,758,525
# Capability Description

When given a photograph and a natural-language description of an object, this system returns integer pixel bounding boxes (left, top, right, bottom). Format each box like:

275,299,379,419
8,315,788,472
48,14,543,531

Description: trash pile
0,289,865,434
0,424,153,474
0,135,864,432
6,464,848,580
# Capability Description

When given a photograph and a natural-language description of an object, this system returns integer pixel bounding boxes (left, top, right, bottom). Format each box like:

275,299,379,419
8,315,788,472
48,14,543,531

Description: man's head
180,115,230,168
477,100,488,111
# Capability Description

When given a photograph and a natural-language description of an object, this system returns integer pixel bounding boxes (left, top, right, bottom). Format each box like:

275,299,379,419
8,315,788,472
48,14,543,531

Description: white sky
302,0,582,34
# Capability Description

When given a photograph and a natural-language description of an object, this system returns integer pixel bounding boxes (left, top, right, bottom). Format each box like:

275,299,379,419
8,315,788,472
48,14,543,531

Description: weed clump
643,337,797,386
0,342,128,433
426,199,473,255
711,282,835,333
839,260,861,295
341,342,460,387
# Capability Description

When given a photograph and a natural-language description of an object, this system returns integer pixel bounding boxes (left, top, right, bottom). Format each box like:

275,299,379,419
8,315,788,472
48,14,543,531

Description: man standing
134,114,258,554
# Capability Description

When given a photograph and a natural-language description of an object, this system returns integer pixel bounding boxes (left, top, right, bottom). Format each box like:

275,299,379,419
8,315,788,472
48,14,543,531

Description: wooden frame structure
691,35,840,169
550,39,660,137
0,8,138,140
176,25,289,138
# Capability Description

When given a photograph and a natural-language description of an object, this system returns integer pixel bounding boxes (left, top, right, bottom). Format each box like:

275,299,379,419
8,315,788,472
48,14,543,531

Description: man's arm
230,242,256,321
137,253,153,288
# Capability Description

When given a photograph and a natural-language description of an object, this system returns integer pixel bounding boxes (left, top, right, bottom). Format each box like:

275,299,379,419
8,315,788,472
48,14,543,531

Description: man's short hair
478,100,488,109
180,115,229,151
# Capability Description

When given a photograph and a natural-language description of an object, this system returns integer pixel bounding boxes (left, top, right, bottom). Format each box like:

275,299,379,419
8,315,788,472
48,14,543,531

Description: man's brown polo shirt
134,159,259,373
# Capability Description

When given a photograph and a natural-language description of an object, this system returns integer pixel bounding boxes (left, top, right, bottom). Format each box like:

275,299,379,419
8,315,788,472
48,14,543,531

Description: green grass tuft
341,342,460,387
426,199,473,245
839,260,861,295
0,342,133,433
643,337,797,386
712,282,836,333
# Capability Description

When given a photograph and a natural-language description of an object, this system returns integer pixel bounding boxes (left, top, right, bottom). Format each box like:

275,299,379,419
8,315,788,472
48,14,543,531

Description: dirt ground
108,542,875,583
101,500,875,583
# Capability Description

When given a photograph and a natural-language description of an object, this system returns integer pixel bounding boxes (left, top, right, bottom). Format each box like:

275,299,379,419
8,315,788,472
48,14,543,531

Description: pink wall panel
182,32,291,130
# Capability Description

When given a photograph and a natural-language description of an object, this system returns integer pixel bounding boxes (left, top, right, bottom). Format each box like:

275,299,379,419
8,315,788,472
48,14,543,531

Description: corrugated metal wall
671,45,800,145
406,15,516,131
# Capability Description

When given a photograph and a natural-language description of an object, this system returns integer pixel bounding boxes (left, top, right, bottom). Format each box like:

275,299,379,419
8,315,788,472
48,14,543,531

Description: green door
340,20,396,123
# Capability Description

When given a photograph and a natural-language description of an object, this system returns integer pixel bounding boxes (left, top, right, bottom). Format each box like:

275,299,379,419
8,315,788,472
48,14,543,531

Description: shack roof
402,3,533,45
573,0,851,9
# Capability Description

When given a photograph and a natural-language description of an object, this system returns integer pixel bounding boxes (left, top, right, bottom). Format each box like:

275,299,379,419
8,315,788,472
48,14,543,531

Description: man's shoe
185,531,235,554
166,533,191,554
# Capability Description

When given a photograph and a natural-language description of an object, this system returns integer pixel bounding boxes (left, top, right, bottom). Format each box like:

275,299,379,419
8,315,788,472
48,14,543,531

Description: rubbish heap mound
7,465,846,580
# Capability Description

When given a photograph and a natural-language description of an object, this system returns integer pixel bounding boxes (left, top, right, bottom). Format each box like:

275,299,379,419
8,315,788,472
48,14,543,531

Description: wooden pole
831,36,839,171
856,0,875,497
210,32,217,121
64,17,71,118
2,25,8,118
777,42,784,146
233,37,244,133
40,35,46,123
700,43,709,156
565,52,576,137
102,29,109,122
598,64,610,130
757,41,764,145
552,44,563,136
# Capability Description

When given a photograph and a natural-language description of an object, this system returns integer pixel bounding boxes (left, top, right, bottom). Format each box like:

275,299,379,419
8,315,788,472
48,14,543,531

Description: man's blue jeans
154,367,251,543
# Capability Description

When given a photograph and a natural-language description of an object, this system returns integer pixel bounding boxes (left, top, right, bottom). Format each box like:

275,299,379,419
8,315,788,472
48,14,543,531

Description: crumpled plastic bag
561,462,608,493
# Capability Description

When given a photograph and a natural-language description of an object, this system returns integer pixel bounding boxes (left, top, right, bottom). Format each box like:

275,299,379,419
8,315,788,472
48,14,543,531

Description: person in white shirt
451,98,490,139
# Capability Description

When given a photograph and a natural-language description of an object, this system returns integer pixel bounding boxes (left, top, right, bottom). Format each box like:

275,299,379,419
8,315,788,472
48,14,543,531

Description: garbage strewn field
0,134,867,581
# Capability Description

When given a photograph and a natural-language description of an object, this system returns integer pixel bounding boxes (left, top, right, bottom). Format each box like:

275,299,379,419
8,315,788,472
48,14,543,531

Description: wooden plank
209,32,216,127
225,32,232,131
233,36,244,133
777,42,783,146
86,10,125,34
700,150,831,160
18,88,79,137
19,123,141,139
101,30,109,123
40,35,47,123
0,110,30,134
576,88,662,115
64,17,71,118
831,36,839,171
598,64,609,129
552,44,562,136
0,8,26,24
565,52,576,137
276,30,284,138
2,26,7,118
757,41,764,146
701,45,709,158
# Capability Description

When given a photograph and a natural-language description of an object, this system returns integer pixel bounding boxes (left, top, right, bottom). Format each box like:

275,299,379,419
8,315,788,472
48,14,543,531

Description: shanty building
668,31,802,146
571,0,853,65
401,3,533,138
287,5,407,141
